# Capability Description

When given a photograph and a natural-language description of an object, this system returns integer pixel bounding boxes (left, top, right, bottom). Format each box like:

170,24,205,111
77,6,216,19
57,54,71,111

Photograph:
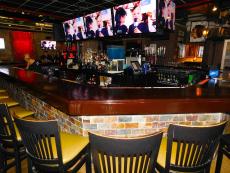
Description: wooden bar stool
0,104,27,173
157,122,226,173
9,106,34,119
0,91,9,99
89,131,163,173
14,118,91,173
215,134,230,173
0,98,19,107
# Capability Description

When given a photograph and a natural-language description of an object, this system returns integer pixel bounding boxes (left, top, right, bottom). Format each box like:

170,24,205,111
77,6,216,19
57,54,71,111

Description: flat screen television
158,0,176,30
84,8,113,39
63,17,86,41
41,40,56,50
113,0,157,36
0,38,5,49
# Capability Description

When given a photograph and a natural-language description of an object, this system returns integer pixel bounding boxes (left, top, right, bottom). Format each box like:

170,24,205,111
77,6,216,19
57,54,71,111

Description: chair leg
27,158,34,173
85,147,92,173
215,147,224,173
15,152,21,173
205,164,211,173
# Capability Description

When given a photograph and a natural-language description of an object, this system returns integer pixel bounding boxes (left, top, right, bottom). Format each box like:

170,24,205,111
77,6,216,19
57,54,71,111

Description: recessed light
8,24,11,26
21,11,25,15
38,14,43,17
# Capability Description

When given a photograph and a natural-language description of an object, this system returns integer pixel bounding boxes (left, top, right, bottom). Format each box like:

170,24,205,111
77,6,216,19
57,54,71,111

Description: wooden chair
89,131,163,173
215,134,230,173
0,104,27,173
157,122,226,173
14,117,91,173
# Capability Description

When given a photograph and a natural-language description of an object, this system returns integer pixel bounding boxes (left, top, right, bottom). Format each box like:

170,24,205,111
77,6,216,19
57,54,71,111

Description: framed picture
190,21,208,42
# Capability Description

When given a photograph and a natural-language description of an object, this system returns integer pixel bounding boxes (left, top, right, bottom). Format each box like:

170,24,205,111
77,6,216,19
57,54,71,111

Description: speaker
53,23,65,42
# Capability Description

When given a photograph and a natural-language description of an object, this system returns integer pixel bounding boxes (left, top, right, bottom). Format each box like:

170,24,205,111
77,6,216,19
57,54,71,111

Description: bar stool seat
56,132,89,164
0,89,7,92
9,106,34,119
0,92,9,99
0,98,19,107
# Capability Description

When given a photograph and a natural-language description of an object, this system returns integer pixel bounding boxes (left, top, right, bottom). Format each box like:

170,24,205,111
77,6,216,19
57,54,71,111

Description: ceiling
0,0,229,32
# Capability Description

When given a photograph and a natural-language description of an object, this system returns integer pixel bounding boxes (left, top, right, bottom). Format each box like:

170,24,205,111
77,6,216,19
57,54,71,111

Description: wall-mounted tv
63,17,86,41
84,8,113,39
113,0,157,36
41,40,56,50
158,0,176,30
0,38,5,49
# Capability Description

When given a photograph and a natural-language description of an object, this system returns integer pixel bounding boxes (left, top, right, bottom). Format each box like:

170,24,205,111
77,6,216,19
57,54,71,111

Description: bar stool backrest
14,117,64,172
165,122,226,173
89,131,163,173
0,103,17,148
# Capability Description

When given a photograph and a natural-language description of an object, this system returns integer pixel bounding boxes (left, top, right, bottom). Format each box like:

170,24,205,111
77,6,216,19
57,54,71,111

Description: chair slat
134,155,140,173
142,154,149,173
42,135,50,159
112,156,116,173
105,154,111,173
175,140,181,165
101,153,107,173
188,143,197,167
179,142,186,166
47,136,54,159
184,143,192,167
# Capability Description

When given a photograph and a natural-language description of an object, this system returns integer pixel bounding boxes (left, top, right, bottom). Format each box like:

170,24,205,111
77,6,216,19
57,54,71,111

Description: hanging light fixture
212,5,218,12
202,28,209,38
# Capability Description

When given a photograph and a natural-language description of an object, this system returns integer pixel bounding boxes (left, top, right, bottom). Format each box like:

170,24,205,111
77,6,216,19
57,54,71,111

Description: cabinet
221,39,230,70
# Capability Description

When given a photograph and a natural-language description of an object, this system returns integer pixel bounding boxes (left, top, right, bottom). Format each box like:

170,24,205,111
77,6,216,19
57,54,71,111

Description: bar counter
0,66,229,136
0,66,230,115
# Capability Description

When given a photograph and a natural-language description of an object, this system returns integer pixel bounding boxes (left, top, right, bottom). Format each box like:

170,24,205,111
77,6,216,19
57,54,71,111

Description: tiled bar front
1,77,228,137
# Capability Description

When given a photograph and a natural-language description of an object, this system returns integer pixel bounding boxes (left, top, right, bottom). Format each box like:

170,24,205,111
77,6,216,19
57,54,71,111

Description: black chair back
165,122,226,173
0,103,17,147
14,117,64,172
89,132,163,173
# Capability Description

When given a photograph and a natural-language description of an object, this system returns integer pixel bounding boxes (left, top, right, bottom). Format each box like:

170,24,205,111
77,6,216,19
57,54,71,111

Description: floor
7,155,230,173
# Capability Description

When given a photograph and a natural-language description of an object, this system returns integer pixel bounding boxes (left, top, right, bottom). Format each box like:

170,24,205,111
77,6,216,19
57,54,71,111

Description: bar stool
0,92,8,99
215,134,230,173
14,118,91,173
0,104,27,173
89,131,163,173
157,122,226,173
0,98,19,107
0,97,34,119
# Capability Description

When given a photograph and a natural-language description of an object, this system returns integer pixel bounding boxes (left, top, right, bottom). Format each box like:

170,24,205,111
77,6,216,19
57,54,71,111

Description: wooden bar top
0,67,230,115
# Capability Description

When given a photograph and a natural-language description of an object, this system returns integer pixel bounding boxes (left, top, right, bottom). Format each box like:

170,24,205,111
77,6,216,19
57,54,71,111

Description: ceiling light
212,6,218,12
8,24,11,27
21,11,25,15
38,14,43,17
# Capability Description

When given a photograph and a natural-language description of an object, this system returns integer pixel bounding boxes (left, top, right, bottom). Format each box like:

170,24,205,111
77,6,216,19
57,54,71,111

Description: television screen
63,17,86,41
84,8,113,39
0,38,5,49
113,0,156,35
41,40,56,50
158,0,176,30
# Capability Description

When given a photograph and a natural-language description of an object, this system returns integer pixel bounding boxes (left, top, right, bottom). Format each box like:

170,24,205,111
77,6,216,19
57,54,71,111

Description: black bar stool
89,131,163,173
157,122,226,173
14,117,91,173
0,104,27,173
215,134,230,173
